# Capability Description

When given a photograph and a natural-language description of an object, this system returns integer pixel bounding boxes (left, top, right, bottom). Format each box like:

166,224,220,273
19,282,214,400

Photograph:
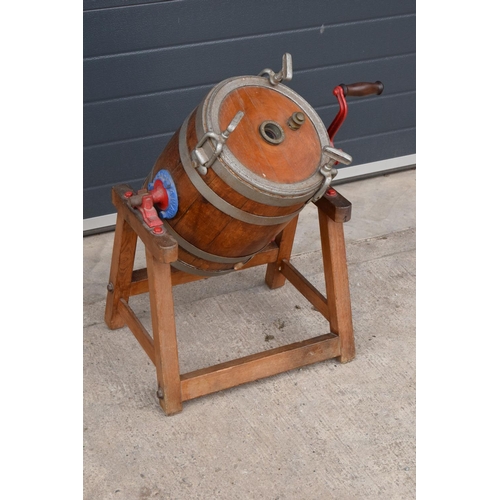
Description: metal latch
259,53,293,86
191,110,244,175
310,146,352,203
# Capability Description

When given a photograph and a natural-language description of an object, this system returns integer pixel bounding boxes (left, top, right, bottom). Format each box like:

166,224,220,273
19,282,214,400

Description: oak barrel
146,73,333,276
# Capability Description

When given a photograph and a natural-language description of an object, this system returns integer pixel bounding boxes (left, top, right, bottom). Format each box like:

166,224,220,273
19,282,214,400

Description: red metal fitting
149,179,169,211
136,192,164,229
126,169,177,230
128,182,169,230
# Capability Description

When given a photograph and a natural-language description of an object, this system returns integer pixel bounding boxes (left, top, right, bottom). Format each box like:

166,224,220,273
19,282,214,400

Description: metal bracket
258,53,293,86
191,110,244,175
127,188,165,233
310,146,352,203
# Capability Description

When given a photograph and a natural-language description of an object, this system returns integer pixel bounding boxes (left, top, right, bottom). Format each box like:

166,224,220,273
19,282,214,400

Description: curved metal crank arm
328,81,384,143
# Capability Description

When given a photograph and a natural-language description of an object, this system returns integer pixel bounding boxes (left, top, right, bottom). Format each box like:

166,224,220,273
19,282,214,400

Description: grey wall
83,0,416,220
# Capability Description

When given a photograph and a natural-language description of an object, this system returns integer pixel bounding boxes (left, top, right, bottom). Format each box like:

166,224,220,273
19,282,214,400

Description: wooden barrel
146,75,332,276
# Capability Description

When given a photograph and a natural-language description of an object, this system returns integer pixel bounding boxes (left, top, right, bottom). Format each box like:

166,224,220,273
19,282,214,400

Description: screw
157,387,164,399
107,282,114,292
153,227,163,235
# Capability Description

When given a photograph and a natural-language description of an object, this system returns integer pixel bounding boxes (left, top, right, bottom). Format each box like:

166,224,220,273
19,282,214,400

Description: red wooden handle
340,81,384,97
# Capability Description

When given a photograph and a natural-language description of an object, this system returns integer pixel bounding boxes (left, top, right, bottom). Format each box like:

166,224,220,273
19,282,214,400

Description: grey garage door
83,0,415,227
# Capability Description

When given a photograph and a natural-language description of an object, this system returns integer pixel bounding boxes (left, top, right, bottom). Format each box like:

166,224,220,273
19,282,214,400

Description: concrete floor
83,168,416,499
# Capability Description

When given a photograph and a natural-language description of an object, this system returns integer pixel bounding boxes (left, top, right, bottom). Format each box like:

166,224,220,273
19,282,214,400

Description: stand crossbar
105,184,355,415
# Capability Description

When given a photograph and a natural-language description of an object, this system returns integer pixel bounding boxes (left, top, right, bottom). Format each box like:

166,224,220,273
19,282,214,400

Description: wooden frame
105,184,355,415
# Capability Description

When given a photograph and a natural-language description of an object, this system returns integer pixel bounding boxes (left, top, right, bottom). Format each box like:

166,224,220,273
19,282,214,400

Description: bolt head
293,112,305,124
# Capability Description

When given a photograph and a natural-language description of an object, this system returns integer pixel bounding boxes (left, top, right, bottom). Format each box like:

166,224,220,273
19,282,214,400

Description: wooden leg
318,209,355,363
265,215,299,289
105,213,138,330
145,249,183,416
104,184,356,414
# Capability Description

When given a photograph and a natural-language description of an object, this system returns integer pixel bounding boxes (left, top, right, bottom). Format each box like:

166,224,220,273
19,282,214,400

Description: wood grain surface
219,86,321,183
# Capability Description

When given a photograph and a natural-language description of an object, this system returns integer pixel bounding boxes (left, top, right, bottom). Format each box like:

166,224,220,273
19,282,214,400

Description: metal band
195,76,329,206
163,221,255,264
171,260,235,277
179,115,302,226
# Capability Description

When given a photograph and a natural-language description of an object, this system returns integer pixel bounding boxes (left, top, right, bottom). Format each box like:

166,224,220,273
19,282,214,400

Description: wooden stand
105,184,355,415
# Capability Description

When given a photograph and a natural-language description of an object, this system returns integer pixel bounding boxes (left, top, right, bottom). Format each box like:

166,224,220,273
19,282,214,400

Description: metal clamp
258,53,293,86
310,146,352,203
191,110,244,175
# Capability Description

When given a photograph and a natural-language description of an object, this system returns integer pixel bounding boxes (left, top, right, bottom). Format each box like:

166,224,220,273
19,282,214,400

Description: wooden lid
218,85,322,184
199,76,329,204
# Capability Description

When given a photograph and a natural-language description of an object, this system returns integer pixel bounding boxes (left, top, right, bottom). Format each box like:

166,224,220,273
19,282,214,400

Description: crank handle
340,81,384,97
327,81,384,143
